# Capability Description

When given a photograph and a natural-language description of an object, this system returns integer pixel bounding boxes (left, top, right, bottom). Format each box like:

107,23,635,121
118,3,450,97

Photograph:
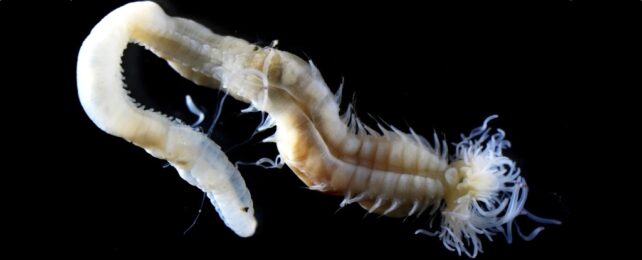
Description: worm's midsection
265,86,449,217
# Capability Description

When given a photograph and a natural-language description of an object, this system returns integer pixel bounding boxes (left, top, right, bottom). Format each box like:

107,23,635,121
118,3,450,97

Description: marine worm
77,2,560,257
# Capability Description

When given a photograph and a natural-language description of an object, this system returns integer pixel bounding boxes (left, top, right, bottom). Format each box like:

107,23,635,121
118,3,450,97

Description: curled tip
185,95,205,128
480,114,499,131
521,209,563,225
516,225,546,241
415,229,439,236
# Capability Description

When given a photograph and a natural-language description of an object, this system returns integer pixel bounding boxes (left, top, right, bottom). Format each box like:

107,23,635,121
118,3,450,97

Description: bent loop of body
76,2,561,257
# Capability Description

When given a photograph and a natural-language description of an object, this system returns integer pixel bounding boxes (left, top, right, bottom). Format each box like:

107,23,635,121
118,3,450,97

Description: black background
1,0,639,257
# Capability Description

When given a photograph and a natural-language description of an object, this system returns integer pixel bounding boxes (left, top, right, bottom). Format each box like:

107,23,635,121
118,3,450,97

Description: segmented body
77,2,559,257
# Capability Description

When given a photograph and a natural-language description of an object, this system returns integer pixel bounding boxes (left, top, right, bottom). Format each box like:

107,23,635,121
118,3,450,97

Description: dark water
2,0,638,257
